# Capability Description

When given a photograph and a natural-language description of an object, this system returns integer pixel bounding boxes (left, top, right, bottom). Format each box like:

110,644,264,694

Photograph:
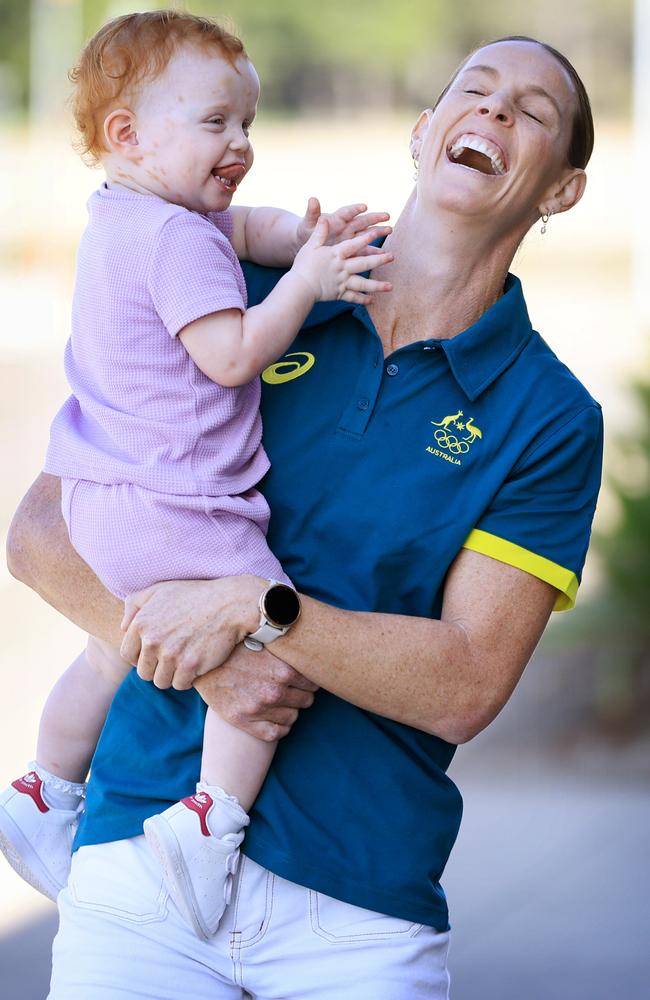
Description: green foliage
595,382,650,640
0,0,633,116
570,381,650,727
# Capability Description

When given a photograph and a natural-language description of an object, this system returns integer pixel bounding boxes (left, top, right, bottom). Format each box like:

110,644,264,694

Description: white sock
196,782,249,839
29,761,85,811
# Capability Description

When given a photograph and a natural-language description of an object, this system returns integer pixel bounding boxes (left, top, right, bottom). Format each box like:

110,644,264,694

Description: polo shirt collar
437,274,533,401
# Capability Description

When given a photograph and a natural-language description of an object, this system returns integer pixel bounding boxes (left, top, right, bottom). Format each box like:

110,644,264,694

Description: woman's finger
151,656,176,690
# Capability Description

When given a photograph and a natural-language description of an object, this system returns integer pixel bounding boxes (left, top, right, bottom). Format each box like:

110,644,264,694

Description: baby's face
116,45,259,214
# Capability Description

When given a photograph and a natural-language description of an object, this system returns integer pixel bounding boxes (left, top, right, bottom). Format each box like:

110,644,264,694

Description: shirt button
386,363,399,376
357,397,370,410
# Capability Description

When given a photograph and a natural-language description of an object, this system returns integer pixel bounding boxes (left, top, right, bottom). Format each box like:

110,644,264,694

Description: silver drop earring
413,155,419,181
540,212,550,235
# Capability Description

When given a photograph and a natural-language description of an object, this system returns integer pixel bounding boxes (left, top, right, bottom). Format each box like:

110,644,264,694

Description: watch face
264,584,301,628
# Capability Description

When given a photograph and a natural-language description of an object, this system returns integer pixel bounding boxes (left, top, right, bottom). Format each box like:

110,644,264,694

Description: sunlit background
1,1,648,998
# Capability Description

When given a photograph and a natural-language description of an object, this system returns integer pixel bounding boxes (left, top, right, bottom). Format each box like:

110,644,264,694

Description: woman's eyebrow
462,65,561,116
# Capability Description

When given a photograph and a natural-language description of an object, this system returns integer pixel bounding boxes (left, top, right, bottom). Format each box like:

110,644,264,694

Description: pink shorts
60,478,290,600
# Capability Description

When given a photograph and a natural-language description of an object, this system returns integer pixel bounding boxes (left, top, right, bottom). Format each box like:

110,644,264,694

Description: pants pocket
68,837,168,924
308,890,424,943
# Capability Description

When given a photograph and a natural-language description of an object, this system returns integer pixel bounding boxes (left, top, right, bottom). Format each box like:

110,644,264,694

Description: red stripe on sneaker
181,792,213,837
12,772,49,813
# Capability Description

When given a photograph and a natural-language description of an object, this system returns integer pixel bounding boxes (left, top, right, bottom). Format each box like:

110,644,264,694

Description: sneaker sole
143,815,211,940
0,806,63,902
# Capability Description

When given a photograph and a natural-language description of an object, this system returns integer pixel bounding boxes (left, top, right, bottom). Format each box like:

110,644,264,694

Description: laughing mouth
447,133,507,176
211,164,246,190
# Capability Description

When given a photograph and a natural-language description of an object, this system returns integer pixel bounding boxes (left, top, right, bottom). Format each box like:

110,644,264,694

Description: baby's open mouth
447,134,507,176
211,164,246,191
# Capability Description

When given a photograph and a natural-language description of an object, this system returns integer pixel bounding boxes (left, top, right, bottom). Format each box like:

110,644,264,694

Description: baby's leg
142,711,276,941
201,709,276,813
0,637,129,900
36,637,131,783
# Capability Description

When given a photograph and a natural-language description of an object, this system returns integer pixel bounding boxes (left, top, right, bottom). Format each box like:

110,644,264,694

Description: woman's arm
120,551,557,745
6,474,317,737
7,473,123,644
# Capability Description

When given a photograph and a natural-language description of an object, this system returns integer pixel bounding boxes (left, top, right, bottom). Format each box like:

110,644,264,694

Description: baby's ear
103,109,139,156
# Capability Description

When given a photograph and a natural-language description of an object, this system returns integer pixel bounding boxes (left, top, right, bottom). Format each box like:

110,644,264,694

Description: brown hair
433,35,594,169
70,9,247,165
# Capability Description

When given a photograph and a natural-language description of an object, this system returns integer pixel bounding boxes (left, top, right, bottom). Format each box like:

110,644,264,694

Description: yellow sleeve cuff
462,528,579,611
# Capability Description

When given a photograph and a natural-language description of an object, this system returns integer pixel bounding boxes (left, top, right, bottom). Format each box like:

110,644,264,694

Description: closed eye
522,109,544,124
463,89,486,96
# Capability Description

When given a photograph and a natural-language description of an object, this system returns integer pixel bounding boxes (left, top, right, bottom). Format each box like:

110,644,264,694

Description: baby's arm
230,199,390,266
179,220,393,387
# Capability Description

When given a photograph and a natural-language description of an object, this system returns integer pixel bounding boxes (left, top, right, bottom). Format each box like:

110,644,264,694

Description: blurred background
0,0,648,997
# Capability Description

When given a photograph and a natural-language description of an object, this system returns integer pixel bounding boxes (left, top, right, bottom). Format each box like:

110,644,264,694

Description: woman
8,36,602,999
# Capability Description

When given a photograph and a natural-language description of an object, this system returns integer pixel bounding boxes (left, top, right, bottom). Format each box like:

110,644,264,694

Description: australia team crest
426,409,483,466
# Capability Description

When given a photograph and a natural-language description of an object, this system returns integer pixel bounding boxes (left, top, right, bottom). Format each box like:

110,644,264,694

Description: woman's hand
194,644,318,742
119,575,266,689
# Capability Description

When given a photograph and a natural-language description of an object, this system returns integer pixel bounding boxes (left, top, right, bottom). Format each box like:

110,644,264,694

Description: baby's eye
208,116,225,127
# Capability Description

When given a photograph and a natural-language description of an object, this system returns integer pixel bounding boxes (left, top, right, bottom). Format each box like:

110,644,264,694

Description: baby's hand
297,197,391,250
291,217,393,305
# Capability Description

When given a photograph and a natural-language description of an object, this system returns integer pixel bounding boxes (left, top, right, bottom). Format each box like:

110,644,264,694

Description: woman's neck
368,193,519,355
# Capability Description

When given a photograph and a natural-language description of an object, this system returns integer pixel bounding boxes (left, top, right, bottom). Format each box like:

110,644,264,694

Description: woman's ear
540,168,587,218
103,109,139,157
410,108,433,160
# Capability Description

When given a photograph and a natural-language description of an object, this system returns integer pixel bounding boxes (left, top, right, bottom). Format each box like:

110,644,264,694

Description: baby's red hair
70,9,247,165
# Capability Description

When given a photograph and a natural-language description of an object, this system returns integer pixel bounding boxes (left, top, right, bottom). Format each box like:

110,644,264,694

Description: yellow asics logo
262,352,315,384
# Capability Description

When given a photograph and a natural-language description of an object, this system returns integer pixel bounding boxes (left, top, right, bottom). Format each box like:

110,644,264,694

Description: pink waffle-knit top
44,184,270,497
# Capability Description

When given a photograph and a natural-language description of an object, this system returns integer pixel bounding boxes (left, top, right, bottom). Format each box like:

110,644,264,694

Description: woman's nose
477,93,513,126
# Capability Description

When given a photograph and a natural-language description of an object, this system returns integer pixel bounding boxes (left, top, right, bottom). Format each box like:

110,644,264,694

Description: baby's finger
349,211,391,233
345,251,394,274
304,196,321,223
345,274,392,294
340,289,374,305
340,227,392,256
333,202,368,222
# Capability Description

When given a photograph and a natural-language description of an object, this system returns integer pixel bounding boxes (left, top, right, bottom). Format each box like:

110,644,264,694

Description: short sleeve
148,211,246,337
206,209,234,240
462,404,604,610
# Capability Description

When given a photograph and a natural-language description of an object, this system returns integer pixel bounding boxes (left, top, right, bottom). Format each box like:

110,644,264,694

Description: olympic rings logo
433,428,470,454
262,352,315,384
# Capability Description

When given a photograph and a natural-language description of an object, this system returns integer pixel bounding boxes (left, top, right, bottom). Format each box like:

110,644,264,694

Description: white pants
49,836,451,999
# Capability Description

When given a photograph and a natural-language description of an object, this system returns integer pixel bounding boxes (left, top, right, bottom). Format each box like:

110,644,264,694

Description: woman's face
412,40,584,233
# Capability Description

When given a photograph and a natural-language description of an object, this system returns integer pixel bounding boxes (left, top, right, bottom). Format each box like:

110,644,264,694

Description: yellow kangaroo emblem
427,409,483,465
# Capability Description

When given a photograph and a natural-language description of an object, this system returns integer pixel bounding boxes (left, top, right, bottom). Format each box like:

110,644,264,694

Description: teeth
449,133,506,175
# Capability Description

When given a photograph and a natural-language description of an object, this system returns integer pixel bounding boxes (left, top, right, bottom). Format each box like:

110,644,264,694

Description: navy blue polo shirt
76,267,603,931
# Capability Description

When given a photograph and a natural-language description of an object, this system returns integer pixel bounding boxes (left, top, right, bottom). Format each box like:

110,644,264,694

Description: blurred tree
551,381,650,734
0,0,30,110
584,381,650,728
0,0,634,119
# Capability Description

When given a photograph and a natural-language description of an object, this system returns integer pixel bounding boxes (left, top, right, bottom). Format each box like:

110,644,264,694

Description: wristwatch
243,580,301,651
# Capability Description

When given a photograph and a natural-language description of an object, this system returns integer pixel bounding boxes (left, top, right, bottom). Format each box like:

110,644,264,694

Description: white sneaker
143,791,245,940
0,771,81,901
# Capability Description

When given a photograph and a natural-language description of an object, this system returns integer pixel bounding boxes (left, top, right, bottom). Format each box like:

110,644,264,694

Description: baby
0,10,392,939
